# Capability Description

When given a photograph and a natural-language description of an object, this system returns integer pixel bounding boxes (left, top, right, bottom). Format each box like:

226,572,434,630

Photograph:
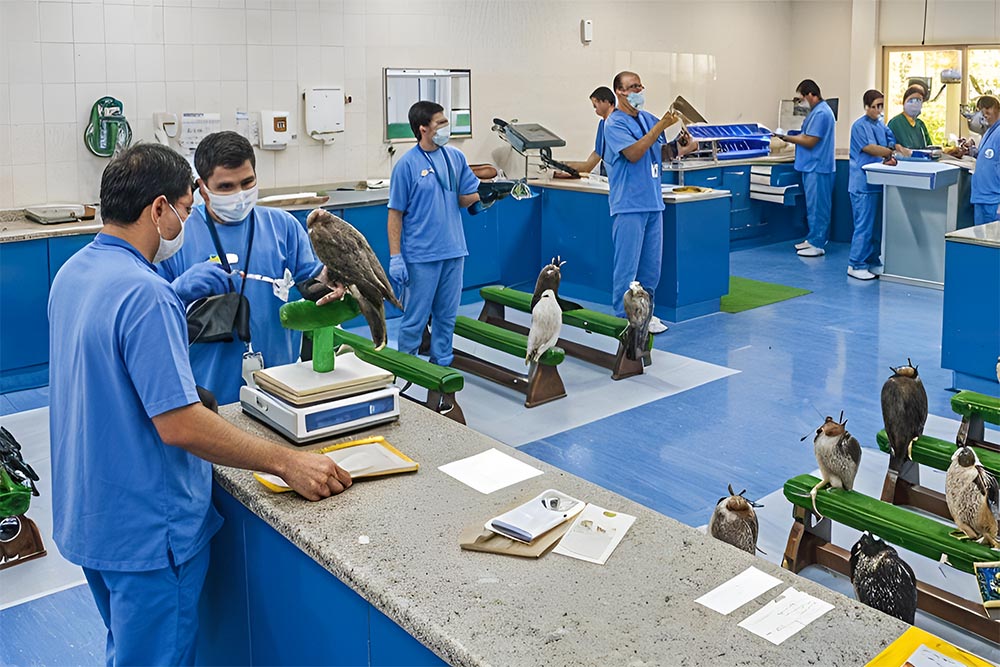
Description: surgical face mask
878,112,885,122
796,99,811,112
627,91,645,110
904,98,923,118
432,125,451,147
207,184,258,224
153,203,185,263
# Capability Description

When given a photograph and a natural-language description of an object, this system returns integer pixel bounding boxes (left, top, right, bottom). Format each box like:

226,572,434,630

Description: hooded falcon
849,532,918,624
531,256,582,312
806,414,862,518
306,209,403,350
623,281,652,361
708,484,760,555
525,289,562,366
946,446,1000,548
881,359,928,466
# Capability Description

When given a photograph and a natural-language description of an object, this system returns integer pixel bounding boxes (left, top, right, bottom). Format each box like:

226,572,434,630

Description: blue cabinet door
681,167,722,189
721,166,750,212
0,240,50,373
460,204,500,289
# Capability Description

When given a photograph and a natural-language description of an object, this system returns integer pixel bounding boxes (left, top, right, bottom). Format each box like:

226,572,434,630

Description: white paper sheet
904,645,968,667
552,504,636,565
737,587,834,645
695,566,784,615
437,448,543,494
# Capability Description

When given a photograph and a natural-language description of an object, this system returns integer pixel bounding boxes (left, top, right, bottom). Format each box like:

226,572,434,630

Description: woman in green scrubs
886,85,930,153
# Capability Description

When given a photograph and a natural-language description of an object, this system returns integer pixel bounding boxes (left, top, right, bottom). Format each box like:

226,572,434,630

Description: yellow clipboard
865,626,994,666
253,436,418,493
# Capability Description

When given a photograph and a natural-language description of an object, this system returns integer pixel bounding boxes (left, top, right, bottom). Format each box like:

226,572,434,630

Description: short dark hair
590,86,615,104
194,131,256,182
796,79,822,99
903,85,926,102
408,101,444,140
100,143,192,225
863,89,884,108
977,95,1000,111
613,71,637,92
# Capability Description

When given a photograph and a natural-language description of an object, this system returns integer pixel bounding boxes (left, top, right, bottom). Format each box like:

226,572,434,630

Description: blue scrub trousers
973,202,1000,226
83,544,210,666
848,191,882,269
802,171,835,248
611,211,662,317
397,257,464,366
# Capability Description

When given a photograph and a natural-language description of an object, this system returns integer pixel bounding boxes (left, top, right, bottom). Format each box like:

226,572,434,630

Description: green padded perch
784,473,998,575
952,391,1000,426
279,297,361,373
876,429,1000,477
329,328,464,395
454,316,565,366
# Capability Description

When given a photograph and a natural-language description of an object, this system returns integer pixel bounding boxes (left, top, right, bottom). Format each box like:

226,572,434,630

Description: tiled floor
2,240,997,664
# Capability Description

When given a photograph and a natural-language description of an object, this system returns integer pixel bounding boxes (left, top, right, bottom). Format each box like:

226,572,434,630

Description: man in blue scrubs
158,131,337,405
388,101,480,366
604,70,697,329
778,79,836,257
971,95,1000,225
48,144,352,666
564,86,616,176
847,89,896,280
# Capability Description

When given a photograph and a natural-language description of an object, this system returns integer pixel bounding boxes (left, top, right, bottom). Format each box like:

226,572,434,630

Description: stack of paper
253,354,395,406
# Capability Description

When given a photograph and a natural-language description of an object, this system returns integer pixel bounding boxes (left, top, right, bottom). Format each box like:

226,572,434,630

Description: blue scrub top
595,118,608,177
158,205,323,405
794,100,836,174
604,109,665,216
972,122,1000,204
388,144,479,263
849,114,897,194
48,234,220,572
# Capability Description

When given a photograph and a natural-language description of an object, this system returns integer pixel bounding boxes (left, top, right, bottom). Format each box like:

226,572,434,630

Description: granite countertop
946,220,1000,247
0,208,104,243
531,178,731,204
214,401,906,667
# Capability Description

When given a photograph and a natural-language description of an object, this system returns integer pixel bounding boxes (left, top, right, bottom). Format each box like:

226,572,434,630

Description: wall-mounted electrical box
251,110,294,150
580,19,593,44
303,87,345,143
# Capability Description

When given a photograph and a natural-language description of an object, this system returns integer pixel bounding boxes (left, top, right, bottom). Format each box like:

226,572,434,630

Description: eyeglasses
623,83,644,92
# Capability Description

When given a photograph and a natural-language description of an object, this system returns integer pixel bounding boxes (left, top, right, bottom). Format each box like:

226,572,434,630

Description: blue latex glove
389,254,408,286
171,262,232,305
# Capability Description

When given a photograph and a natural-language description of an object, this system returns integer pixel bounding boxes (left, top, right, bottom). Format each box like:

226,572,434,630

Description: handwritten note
737,587,833,645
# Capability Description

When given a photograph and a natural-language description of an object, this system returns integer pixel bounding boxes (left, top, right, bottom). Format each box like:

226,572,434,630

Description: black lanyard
204,209,255,299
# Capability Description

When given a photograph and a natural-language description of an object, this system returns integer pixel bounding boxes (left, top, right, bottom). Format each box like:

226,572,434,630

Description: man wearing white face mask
48,144,352,666
158,131,336,405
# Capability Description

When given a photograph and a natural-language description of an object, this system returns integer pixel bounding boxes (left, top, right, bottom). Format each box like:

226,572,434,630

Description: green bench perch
279,299,466,423
782,473,1000,643
952,390,1000,453
451,315,566,408
478,286,651,380
876,429,1000,520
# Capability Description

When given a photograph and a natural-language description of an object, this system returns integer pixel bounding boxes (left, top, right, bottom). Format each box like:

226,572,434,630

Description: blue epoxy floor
2,239,994,663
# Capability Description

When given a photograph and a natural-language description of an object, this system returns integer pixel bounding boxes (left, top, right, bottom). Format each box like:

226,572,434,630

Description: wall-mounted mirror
384,68,471,142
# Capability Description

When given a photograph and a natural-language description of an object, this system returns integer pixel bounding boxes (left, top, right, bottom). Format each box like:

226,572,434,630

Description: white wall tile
46,161,79,202
163,0,193,6
296,9,321,43
192,45,221,81
164,45,194,80
192,0,220,7
133,5,166,43
135,44,166,81
136,81,167,117
270,10,296,45
320,46,344,83
163,6,193,44
296,0,319,10
220,46,247,80
247,45,274,82
0,86,10,126
271,80,297,115
104,4,136,44
11,124,43,165
273,145,299,186
74,44,107,83
218,0,244,8
253,147,275,187
319,9,344,45
42,44,76,84
272,46,297,82
297,45,321,86
45,123,79,163
73,3,106,43
106,0,137,5
0,166,13,208
39,2,76,43
342,13,363,47
106,45,137,83
13,164,47,207
246,0,270,9
10,84,44,125
0,126,10,166
194,81,221,110
246,9,270,45
9,42,43,85
247,81,272,109
43,84,78,123
298,144,323,181
320,0,344,13
271,0,295,11
165,81,196,110
3,2,40,44
322,145,345,182
220,80,246,119
77,154,104,202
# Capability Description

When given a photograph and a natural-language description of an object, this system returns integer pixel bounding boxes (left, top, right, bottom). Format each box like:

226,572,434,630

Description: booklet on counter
486,489,585,543
553,503,636,565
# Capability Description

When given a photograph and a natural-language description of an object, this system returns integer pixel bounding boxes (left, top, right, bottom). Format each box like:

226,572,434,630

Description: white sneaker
794,240,811,250
648,316,668,334
869,264,884,275
847,267,876,281
797,245,825,257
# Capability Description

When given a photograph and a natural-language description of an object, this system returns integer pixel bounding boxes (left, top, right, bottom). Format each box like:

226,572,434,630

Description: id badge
651,162,659,179
242,348,264,388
